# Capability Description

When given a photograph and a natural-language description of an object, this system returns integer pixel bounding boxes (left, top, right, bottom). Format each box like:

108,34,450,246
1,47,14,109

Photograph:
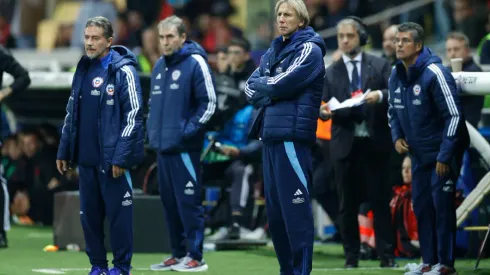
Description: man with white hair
245,0,326,274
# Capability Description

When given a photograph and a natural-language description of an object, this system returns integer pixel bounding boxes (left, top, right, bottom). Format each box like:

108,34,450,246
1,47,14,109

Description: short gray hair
158,15,186,36
85,16,113,39
275,0,310,28
446,32,470,48
336,18,365,35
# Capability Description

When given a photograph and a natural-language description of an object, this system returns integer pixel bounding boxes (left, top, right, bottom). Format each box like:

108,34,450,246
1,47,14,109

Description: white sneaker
206,227,227,241
171,256,209,272
423,263,457,275
150,256,182,271
242,227,266,240
404,263,433,275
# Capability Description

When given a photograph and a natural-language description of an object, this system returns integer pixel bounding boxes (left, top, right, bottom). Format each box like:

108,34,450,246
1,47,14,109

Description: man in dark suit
319,16,396,268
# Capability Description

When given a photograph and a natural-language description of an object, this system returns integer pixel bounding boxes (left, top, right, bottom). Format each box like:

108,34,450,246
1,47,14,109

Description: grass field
2,226,490,275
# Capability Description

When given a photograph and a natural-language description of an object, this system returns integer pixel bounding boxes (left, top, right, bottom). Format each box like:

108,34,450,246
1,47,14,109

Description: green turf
1,226,490,275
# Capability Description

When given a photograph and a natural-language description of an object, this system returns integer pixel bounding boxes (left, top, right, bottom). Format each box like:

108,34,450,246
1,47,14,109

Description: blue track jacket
146,41,216,153
57,46,144,170
388,47,469,165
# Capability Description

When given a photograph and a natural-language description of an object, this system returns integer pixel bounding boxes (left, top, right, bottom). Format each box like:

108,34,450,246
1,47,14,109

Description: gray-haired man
56,16,144,275
148,15,215,272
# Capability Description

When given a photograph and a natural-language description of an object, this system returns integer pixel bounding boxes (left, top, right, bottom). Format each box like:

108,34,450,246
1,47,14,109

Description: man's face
158,25,186,56
276,3,304,38
446,38,469,60
337,24,360,55
382,26,397,58
227,45,248,70
84,25,112,59
394,31,421,61
216,51,228,73
21,135,39,159
402,156,412,184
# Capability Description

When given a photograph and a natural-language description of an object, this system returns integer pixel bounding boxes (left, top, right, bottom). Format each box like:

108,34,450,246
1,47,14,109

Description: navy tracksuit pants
157,152,204,261
411,158,460,268
263,142,314,275
79,166,133,274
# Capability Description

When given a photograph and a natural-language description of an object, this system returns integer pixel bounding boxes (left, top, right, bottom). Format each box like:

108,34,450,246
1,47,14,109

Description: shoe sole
150,265,175,271
171,264,209,272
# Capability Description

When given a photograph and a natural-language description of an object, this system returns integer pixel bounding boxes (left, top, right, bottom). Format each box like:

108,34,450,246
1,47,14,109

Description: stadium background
1,0,490,274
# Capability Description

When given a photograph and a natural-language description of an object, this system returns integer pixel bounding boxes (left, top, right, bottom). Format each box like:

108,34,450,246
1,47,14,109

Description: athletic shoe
88,267,108,275
423,264,457,275
404,263,432,275
171,256,208,272
150,256,182,271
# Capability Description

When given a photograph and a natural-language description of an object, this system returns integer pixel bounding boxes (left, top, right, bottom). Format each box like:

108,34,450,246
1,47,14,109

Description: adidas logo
124,192,131,198
156,73,161,79
294,189,303,196
186,181,194,188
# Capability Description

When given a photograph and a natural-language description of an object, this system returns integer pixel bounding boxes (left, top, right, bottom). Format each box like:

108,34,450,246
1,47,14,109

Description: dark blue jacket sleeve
252,42,324,100
428,65,465,164
111,65,144,168
56,95,74,160
387,74,405,144
184,55,217,138
245,62,272,108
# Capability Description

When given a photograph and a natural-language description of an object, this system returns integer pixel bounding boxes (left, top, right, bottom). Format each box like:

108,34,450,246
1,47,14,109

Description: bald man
382,25,398,65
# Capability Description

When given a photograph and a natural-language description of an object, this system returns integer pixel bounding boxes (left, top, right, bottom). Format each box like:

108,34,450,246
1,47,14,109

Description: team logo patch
106,84,114,96
92,77,104,88
172,70,181,81
413,84,421,96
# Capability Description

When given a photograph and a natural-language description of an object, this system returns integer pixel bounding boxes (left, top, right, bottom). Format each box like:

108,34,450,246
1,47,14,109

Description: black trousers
333,137,394,261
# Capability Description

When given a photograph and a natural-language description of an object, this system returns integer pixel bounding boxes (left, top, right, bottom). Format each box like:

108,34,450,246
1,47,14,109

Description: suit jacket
322,52,392,160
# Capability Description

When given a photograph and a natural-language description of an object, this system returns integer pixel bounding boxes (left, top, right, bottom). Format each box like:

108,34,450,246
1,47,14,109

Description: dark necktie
350,60,360,92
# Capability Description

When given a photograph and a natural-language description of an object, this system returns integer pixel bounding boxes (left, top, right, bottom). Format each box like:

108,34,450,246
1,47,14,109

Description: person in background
445,31,484,128
147,15,215,272
320,16,397,269
137,27,160,73
388,22,469,275
0,43,30,249
382,24,399,66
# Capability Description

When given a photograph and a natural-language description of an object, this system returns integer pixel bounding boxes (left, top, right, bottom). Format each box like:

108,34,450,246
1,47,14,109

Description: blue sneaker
89,267,108,275
108,267,131,275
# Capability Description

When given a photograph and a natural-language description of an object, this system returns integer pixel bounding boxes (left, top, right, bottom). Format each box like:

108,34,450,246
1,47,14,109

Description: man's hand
436,162,450,177
112,165,126,178
395,138,410,154
365,90,381,105
319,104,333,120
56,159,69,175
221,145,240,158
0,87,12,102
47,178,60,190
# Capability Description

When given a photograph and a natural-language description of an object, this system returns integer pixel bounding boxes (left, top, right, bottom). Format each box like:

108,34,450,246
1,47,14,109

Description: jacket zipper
98,66,110,172
158,67,167,149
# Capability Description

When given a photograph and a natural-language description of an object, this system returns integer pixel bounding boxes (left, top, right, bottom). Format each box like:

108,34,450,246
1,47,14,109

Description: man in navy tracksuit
147,16,215,272
245,1,326,274
56,17,144,275
388,23,469,275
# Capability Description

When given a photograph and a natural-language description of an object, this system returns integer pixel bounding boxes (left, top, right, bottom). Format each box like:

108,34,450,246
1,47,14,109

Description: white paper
327,89,371,111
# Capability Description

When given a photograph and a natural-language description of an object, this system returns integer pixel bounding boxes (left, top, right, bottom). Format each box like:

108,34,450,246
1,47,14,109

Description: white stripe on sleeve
428,64,459,137
192,54,216,123
121,66,139,137
267,42,312,85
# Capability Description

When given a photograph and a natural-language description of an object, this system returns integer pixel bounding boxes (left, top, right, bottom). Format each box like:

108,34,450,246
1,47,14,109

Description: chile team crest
92,77,104,88
413,84,421,96
106,84,114,96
